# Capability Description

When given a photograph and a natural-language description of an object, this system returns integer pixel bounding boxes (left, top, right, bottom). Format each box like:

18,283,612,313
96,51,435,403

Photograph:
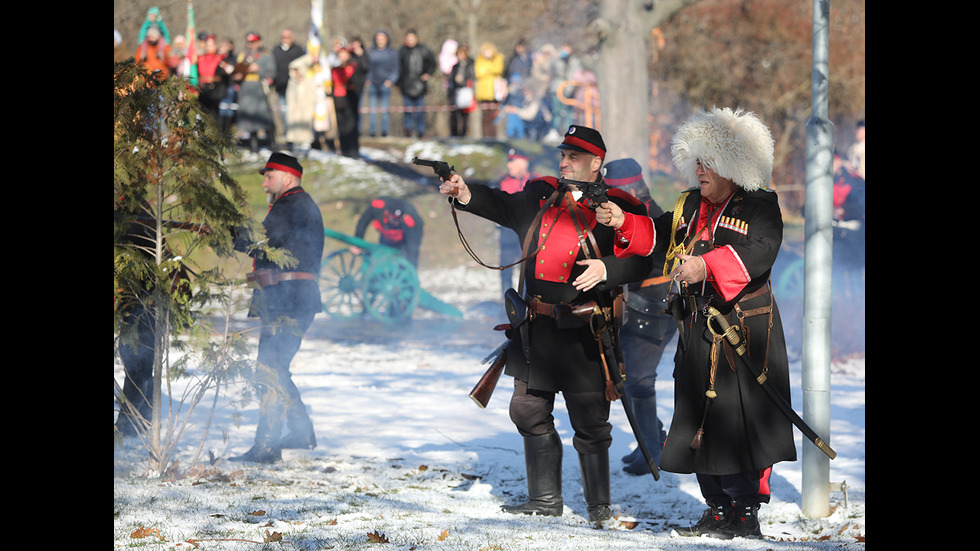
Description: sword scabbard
704,305,837,461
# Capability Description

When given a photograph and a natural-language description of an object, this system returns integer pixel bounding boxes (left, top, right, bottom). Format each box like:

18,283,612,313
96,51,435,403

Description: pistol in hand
412,157,455,181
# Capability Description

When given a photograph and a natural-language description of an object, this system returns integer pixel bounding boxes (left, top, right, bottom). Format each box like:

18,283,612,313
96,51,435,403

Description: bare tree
592,0,699,176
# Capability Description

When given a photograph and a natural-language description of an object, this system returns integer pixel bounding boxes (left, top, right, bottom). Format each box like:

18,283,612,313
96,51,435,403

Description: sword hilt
705,306,747,356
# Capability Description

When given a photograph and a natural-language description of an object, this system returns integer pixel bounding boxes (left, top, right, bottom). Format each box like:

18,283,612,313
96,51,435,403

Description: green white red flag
181,1,198,85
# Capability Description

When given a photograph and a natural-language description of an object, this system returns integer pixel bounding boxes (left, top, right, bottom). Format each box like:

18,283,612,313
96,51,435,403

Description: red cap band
561,135,605,159
262,162,302,178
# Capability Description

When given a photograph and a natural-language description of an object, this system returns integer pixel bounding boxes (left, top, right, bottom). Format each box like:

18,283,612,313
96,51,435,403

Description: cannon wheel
774,257,806,300
362,255,420,324
319,248,367,319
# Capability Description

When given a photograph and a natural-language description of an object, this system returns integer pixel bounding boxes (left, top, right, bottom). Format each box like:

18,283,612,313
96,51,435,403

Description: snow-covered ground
114,261,865,550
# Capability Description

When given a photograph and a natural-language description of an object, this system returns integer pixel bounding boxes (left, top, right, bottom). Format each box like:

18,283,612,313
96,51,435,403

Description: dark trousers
508,378,611,455
116,305,155,434
697,467,773,506
450,106,469,137
253,313,316,443
621,329,672,399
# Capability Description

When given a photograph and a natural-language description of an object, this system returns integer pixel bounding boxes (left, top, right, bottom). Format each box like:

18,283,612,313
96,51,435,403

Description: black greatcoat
239,187,325,319
456,177,653,393
653,187,796,475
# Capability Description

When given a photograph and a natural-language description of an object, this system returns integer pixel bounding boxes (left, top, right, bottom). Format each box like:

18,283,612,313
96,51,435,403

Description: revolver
559,177,610,209
412,157,455,181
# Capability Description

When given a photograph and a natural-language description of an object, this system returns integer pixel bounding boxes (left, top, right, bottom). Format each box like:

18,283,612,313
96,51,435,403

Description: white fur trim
671,107,774,192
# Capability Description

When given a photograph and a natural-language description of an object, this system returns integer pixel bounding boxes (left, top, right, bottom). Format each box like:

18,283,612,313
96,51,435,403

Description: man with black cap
438,125,654,524
231,152,324,463
601,158,677,477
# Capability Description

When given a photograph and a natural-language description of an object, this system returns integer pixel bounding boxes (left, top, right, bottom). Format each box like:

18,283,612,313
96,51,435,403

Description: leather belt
527,296,556,318
735,282,772,318
247,270,317,288
275,272,317,282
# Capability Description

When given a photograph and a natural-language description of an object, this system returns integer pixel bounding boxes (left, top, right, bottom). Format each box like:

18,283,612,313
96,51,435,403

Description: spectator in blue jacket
365,30,400,137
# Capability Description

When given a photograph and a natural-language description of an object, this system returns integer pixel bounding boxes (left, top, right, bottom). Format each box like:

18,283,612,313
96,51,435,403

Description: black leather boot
711,501,763,539
230,399,282,463
501,432,564,516
579,450,612,523
280,401,316,450
678,499,734,537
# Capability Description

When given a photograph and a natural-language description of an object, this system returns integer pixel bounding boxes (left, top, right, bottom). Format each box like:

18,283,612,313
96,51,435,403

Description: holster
504,288,528,329
552,301,599,329
246,269,279,288
504,288,532,361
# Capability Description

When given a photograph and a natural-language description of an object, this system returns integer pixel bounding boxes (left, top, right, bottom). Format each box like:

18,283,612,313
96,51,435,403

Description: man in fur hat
599,107,795,539
438,125,654,524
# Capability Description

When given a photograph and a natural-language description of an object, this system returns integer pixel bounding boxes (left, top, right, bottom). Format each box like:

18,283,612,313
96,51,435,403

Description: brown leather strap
732,281,774,376
734,282,773,318
527,297,555,318
517,189,564,297
247,270,317,287
276,271,317,282
639,275,671,287
565,194,603,259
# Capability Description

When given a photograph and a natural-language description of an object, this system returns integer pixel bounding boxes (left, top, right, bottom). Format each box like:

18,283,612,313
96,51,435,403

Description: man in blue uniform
600,159,677,477
231,152,324,463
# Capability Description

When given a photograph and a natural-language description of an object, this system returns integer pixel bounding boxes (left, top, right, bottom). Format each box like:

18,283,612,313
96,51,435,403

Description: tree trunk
595,0,699,179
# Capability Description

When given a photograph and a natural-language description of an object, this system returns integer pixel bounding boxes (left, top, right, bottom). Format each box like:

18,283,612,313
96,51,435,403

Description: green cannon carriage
319,227,462,324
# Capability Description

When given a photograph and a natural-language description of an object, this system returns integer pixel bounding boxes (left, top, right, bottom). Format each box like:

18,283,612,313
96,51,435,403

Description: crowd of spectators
116,9,600,156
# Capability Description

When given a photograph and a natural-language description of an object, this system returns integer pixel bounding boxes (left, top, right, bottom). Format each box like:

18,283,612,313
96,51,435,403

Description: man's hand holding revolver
438,173,471,204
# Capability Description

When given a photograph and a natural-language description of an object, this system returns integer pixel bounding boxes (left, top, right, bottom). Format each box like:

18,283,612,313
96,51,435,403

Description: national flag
182,1,199,85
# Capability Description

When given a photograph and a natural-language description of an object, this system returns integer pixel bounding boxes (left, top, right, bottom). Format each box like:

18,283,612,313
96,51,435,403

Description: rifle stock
469,348,507,409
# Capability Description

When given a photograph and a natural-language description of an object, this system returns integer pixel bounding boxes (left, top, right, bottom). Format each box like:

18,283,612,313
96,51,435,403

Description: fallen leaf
130,527,166,541
264,530,283,542
366,530,389,543
437,529,450,541
249,510,266,516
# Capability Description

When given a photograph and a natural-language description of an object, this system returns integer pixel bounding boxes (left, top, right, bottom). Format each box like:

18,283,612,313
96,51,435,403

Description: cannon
319,227,462,324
